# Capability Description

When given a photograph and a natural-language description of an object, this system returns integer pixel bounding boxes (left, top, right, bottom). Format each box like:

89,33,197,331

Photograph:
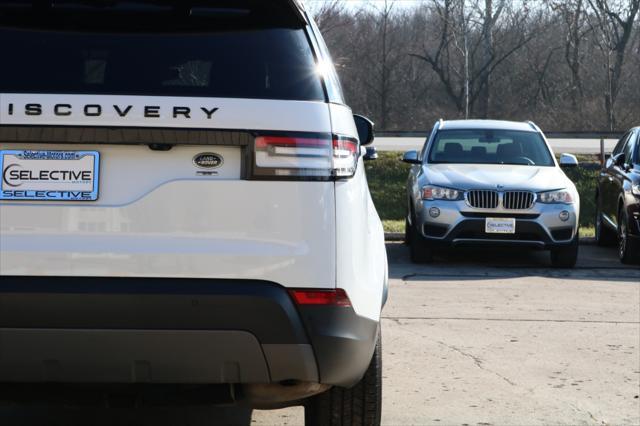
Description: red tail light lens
288,289,352,307
252,134,358,180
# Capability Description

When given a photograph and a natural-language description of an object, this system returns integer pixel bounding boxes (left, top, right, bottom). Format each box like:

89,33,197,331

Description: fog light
429,207,441,218
559,210,570,222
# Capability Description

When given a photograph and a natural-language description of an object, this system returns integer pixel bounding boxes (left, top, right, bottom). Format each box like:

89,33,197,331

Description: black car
595,127,640,264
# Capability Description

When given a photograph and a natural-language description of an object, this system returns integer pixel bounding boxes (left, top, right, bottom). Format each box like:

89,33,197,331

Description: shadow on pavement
386,242,640,283
0,405,253,426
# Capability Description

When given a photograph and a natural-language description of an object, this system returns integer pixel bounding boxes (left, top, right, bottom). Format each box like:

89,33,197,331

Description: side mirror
363,146,378,161
559,153,579,168
402,150,421,164
353,114,375,146
614,153,626,168
604,153,614,168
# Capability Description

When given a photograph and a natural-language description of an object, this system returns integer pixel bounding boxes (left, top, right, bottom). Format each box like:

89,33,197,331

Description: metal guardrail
376,131,624,139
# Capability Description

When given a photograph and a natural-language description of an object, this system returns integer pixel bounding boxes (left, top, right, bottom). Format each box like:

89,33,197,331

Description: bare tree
409,0,468,113
548,0,591,109
307,0,347,34
410,0,535,117
374,0,397,129
309,0,640,131
587,0,640,130
476,0,506,117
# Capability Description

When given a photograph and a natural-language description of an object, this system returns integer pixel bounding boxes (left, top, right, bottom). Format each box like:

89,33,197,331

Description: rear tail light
331,137,359,177
252,134,358,180
288,289,352,307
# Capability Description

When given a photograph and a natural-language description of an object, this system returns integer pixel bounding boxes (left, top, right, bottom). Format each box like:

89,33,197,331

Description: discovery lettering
6,103,219,120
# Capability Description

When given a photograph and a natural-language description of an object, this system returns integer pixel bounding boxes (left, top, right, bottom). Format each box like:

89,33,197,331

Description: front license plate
485,217,516,234
0,150,100,201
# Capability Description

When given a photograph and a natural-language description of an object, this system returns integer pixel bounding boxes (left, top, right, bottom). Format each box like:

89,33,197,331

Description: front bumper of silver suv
414,195,579,248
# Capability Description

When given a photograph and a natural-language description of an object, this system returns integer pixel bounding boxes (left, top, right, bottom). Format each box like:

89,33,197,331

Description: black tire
550,231,579,268
407,218,433,263
618,209,638,264
305,331,382,426
595,199,617,246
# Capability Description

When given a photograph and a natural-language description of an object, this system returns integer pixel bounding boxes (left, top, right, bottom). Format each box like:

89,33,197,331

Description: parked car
0,2,387,424
595,127,640,264
403,119,581,268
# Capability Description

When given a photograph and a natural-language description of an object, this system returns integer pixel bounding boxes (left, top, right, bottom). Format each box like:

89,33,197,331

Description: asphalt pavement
1,243,638,426
256,243,640,426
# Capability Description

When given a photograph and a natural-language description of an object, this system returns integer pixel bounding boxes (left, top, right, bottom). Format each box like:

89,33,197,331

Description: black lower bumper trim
424,219,573,248
0,276,307,344
0,276,379,387
297,305,379,387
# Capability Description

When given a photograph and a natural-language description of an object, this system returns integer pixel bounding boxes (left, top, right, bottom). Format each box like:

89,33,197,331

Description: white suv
0,2,387,424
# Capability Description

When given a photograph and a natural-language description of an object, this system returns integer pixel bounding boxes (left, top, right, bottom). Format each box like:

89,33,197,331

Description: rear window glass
0,7,325,101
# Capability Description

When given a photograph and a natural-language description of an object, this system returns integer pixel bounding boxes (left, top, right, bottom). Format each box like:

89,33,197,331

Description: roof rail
438,118,444,129
526,121,538,131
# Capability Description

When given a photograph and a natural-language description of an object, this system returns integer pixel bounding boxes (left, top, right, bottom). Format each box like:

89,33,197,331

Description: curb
384,233,596,245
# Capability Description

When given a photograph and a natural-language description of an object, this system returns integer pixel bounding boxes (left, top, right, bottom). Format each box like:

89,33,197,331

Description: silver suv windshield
428,129,555,167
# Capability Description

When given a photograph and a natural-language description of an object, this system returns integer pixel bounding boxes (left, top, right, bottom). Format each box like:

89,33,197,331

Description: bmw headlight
538,189,574,204
632,184,640,197
422,185,462,201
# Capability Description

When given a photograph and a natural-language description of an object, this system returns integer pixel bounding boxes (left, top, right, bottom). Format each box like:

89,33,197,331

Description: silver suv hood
424,163,573,192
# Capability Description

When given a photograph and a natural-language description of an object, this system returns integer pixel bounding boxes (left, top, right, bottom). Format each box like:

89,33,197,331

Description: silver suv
403,119,580,268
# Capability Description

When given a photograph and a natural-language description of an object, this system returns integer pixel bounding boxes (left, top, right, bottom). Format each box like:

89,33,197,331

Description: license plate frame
485,217,516,234
0,150,100,201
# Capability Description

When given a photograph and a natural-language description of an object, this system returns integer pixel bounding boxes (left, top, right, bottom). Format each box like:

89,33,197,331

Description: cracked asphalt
254,243,640,426
2,243,638,425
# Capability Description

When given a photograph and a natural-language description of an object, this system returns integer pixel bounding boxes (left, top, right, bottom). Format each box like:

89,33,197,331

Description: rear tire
595,200,616,246
407,219,433,263
618,209,638,264
304,331,382,426
550,231,579,268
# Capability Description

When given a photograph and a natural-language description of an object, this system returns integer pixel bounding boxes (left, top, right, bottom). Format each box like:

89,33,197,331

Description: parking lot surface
2,244,639,426
256,243,640,426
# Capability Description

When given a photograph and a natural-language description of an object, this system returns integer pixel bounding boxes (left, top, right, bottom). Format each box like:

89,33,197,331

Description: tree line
309,0,640,132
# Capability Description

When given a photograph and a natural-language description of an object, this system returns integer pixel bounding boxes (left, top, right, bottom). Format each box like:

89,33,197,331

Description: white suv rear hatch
0,1,342,289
